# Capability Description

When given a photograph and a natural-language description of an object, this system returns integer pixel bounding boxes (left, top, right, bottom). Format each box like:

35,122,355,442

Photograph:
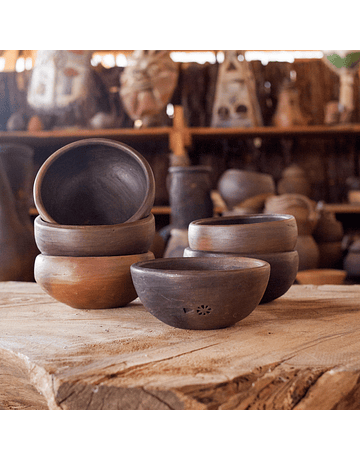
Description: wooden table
1,281,360,410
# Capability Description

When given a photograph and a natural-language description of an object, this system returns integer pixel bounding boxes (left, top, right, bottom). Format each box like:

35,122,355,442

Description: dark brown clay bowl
34,251,154,309
33,138,155,225
130,256,270,330
183,247,299,304
218,169,276,209
34,213,155,257
188,214,298,254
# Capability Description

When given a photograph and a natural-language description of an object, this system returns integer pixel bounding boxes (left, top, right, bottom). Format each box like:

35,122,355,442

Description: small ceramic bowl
183,247,299,304
217,169,276,209
34,251,154,309
130,256,270,330
34,213,155,257
33,138,155,226
296,269,346,285
188,214,298,254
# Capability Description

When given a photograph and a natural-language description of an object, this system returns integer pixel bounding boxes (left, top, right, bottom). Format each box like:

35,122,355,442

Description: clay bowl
188,214,298,254
183,247,299,304
296,269,346,285
33,138,155,226
34,251,154,309
34,213,155,257
130,256,270,330
217,169,276,210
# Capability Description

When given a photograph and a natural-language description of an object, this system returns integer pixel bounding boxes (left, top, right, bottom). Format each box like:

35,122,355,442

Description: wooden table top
1,281,360,410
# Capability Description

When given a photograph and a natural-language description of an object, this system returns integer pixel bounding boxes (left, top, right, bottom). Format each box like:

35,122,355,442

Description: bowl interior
132,256,268,273
191,214,293,227
36,140,153,225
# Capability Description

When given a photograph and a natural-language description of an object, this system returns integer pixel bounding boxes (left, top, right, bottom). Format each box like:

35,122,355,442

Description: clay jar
0,145,38,281
167,165,213,230
217,169,276,210
277,164,312,197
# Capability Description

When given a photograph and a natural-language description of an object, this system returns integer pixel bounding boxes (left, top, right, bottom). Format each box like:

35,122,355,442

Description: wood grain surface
1,281,360,410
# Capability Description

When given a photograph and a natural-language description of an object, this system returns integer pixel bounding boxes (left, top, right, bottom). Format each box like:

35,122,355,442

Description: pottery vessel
34,251,154,309
34,213,155,257
313,208,343,243
167,165,213,229
0,145,38,281
344,239,360,278
277,164,311,197
188,214,297,254
33,138,155,226
183,247,299,304
317,241,343,269
264,193,318,235
295,235,320,271
296,269,346,285
217,169,276,210
130,257,270,330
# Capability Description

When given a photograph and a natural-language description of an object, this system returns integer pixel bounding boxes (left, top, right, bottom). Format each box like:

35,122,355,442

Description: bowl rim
131,256,270,276
189,213,296,228
33,138,155,225
36,251,154,263
34,212,155,231
183,247,299,259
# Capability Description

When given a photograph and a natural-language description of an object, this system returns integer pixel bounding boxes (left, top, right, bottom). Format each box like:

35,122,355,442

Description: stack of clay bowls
184,214,299,304
33,138,155,309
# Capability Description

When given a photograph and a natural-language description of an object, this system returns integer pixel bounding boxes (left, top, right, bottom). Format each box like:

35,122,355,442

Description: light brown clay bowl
34,251,154,309
296,269,347,285
34,213,155,257
33,138,155,226
217,169,276,209
183,247,299,304
130,256,270,330
188,214,298,254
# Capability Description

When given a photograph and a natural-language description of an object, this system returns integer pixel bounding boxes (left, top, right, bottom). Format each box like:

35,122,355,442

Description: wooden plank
1,282,360,409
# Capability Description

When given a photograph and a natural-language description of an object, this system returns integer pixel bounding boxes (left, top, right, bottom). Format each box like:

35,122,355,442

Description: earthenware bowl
183,247,299,304
33,138,155,225
34,213,155,257
188,214,298,254
217,169,276,210
34,251,154,309
296,269,346,285
130,256,270,330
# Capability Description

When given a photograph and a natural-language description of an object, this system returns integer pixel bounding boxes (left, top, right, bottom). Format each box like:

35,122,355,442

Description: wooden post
169,105,191,165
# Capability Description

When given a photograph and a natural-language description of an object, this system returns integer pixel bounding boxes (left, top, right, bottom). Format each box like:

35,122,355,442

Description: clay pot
296,269,346,285
313,209,343,243
277,164,311,197
272,80,308,127
34,213,155,257
34,251,154,309
163,228,189,258
130,256,270,330
188,214,298,254
317,241,343,269
33,138,155,226
295,235,319,271
344,240,360,278
183,247,299,304
167,165,213,230
264,194,318,235
217,169,276,210
223,193,275,216
0,145,38,281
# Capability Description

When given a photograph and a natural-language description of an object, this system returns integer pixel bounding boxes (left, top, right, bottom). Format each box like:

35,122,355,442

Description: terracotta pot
317,241,343,268
217,169,276,210
167,165,213,230
313,210,344,243
130,256,270,330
